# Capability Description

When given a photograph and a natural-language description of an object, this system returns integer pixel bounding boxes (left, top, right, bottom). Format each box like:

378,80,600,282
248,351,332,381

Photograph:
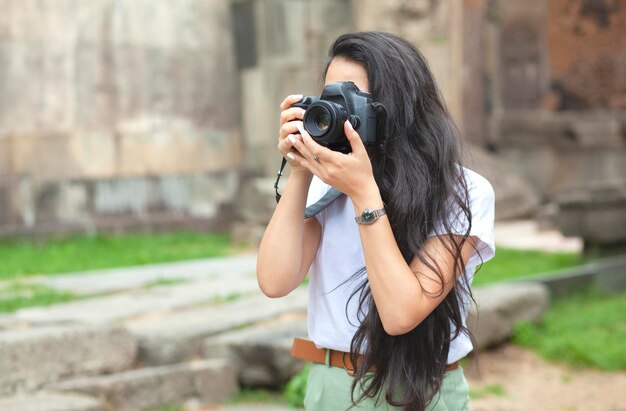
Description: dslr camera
292,81,378,153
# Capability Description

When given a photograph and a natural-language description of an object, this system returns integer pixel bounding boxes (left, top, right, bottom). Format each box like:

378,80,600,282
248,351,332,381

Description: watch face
362,209,376,223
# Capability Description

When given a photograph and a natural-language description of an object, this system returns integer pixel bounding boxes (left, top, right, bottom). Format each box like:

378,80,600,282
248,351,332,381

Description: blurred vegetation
5,231,617,410
0,231,582,281
0,231,242,312
472,248,584,286
284,363,310,408
0,282,79,313
469,383,506,399
513,288,626,371
229,387,288,405
0,231,240,279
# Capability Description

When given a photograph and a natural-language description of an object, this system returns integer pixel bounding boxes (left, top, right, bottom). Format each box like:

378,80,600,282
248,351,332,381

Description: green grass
0,231,237,279
228,388,287,405
144,278,190,288
0,282,80,312
512,288,626,371
284,364,310,408
473,248,584,286
146,405,179,411
469,384,506,399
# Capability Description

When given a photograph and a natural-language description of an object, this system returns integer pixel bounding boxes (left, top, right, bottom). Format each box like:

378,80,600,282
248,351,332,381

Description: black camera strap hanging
274,158,287,203
274,158,343,219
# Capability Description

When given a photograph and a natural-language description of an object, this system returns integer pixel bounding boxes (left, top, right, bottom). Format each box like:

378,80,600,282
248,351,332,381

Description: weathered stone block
0,325,137,395
0,182,11,228
11,133,84,181
47,359,236,411
0,392,105,411
40,254,258,295
571,118,624,148
204,317,308,388
557,181,626,254
237,177,278,224
14,277,261,325
0,138,11,175
56,181,90,223
468,282,550,349
127,288,307,366
0,391,103,411
462,145,540,220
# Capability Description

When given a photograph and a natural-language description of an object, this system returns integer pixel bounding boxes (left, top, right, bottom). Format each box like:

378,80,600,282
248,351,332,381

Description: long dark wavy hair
323,32,478,410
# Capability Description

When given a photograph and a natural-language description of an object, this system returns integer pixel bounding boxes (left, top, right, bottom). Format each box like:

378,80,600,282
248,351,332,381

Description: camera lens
303,101,347,145
314,109,331,132
307,106,332,134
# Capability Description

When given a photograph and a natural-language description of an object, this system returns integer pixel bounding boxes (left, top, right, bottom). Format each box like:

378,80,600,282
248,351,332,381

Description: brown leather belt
290,337,458,375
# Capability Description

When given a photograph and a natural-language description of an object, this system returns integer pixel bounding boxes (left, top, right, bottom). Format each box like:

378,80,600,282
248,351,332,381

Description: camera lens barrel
303,100,348,145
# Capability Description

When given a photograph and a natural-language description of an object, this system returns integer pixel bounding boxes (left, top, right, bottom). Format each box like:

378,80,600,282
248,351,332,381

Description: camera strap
304,187,342,219
274,158,344,218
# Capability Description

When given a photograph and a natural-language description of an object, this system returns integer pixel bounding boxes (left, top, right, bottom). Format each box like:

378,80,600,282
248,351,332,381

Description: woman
257,32,495,410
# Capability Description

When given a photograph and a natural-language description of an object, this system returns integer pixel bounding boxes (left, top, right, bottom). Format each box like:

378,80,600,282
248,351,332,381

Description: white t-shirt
305,167,495,364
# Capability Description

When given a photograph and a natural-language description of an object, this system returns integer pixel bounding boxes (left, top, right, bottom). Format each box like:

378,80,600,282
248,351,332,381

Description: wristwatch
355,207,386,225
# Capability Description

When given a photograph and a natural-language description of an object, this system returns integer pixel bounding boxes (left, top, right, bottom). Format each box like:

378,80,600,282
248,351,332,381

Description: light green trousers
304,362,470,411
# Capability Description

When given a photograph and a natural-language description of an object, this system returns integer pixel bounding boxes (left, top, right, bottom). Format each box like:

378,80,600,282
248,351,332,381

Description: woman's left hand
287,120,380,201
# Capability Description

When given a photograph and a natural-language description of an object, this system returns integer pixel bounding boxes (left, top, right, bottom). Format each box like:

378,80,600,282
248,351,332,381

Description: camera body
292,81,377,154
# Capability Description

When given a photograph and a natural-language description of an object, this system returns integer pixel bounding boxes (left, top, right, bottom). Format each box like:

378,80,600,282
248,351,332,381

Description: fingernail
345,120,353,129
296,122,306,136
294,94,303,100
286,153,295,160
288,135,296,144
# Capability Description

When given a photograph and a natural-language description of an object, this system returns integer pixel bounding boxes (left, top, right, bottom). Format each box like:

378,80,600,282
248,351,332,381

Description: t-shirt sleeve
306,176,331,223
428,169,496,268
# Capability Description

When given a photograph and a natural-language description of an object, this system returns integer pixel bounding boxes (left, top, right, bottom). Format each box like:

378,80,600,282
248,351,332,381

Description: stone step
35,254,258,295
197,282,549,389
126,287,307,366
468,282,550,349
11,277,261,326
47,358,236,411
0,325,136,396
0,391,103,411
204,315,308,389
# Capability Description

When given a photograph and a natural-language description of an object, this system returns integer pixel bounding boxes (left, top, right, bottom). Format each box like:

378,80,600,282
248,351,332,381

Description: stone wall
352,0,625,203
547,0,626,110
239,0,352,176
351,0,465,132
0,0,241,236
489,0,626,199
2,0,624,236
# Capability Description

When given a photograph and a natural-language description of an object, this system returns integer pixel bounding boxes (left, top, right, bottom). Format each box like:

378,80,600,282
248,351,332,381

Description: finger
279,132,313,163
286,149,321,175
297,121,338,162
279,121,303,141
288,128,316,162
286,130,326,174
279,107,306,127
344,120,367,155
279,94,304,111
278,134,297,157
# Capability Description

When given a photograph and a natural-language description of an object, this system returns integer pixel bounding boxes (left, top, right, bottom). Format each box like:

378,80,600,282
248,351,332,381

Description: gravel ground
465,344,626,411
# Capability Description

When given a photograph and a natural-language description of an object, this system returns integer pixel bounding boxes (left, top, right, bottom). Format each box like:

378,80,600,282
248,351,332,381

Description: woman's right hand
278,94,309,174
